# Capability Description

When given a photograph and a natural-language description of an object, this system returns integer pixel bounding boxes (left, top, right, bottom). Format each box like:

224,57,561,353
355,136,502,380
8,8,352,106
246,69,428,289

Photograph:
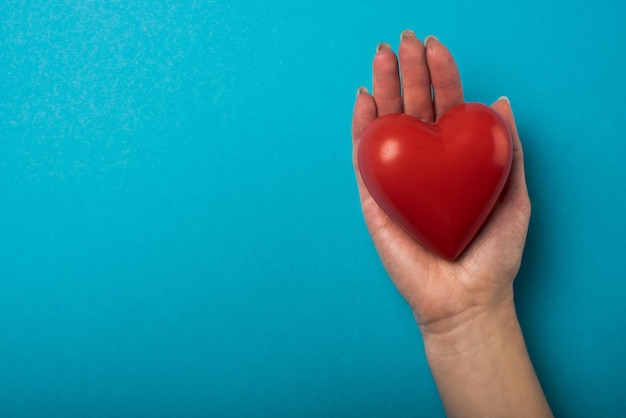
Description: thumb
491,96,529,205
491,96,517,136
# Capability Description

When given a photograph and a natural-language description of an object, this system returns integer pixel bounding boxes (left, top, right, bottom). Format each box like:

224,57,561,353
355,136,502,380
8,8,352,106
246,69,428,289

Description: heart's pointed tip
433,247,464,262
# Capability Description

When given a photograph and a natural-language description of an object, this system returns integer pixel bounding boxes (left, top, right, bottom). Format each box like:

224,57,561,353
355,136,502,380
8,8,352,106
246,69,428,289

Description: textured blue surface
1,0,625,416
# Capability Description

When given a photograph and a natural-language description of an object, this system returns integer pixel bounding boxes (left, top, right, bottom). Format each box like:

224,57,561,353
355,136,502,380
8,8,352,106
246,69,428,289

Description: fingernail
400,29,416,40
376,42,392,52
424,35,439,46
356,86,369,97
498,96,511,105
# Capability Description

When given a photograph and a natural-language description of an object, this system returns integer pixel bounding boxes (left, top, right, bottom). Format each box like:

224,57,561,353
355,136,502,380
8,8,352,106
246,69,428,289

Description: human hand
351,33,552,417
351,32,531,336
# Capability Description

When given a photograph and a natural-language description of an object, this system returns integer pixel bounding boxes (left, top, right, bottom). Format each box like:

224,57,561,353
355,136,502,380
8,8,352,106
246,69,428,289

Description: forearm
420,298,552,418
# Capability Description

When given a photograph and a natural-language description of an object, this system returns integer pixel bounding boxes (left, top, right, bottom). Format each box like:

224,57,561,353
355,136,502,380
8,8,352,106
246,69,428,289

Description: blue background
1,0,625,416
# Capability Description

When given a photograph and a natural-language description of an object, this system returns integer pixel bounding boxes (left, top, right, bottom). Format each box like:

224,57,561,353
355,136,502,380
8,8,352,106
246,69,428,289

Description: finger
398,30,434,122
425,36,464,120
351,87,389,225
352,87,377,192
372,42,403,115
490,97,529,205
352,87,378,142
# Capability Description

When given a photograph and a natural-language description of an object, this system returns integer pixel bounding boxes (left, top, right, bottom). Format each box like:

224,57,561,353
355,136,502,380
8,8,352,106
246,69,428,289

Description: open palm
351,32,531,333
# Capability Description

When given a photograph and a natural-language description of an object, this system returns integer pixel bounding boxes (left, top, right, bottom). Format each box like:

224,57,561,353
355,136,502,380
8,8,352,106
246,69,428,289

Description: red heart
358,103,512,261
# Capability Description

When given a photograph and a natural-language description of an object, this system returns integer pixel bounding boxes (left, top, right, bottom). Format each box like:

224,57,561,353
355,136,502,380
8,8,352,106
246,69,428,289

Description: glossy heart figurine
358,103,512,260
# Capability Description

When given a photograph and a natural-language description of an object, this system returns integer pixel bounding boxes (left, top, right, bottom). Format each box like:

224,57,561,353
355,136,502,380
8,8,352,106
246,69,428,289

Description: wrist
419,296,553,417
419,296,518,358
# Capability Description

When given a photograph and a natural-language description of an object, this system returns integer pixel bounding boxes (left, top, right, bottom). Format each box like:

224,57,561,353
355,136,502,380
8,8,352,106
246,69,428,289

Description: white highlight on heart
380,139,400,164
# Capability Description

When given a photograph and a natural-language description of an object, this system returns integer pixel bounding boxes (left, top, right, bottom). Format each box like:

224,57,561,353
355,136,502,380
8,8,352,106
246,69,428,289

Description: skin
351,31,553,417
